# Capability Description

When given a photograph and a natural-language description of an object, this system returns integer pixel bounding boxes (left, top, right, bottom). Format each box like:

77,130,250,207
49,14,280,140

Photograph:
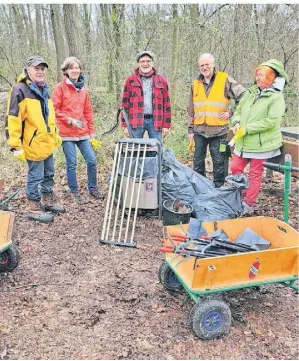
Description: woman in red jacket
52,57,104,204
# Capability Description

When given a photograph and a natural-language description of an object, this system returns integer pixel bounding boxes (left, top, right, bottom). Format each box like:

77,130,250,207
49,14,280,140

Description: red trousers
230,154,266,206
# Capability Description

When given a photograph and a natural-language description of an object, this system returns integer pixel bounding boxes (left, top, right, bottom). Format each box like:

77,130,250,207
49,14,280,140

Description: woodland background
0,3,298,173
0,6,298,359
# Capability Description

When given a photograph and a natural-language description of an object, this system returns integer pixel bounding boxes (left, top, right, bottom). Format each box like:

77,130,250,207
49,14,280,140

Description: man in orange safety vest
187,53,245,187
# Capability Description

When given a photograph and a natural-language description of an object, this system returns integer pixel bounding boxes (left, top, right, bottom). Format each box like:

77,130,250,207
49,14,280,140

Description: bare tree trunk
82,4,93,84
19,4,33,51
42,6,49,47
232,4,241,79
253,5,263,62
170,4,179,107
112,4,124,102
100,4,113,93
50,4,67,82
26,4,36,51
35,5,42,53
11,5,27,58
82,4,92,57
63,4,83,60
135,5,142,51
190,4,199,23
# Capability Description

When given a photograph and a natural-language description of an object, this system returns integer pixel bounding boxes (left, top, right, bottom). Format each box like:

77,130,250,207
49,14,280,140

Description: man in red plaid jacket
120,51,172,144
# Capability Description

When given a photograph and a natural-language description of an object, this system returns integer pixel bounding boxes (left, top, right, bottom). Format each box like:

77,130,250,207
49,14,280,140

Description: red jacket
120,68,171,131
51,76,95,139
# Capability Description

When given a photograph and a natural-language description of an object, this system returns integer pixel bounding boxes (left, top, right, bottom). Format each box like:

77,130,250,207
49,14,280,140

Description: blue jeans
62,139,97,193
131,118,162,144
26,155,54,201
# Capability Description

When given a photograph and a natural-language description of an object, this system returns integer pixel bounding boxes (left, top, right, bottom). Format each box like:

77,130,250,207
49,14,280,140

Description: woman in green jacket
229,59,289,215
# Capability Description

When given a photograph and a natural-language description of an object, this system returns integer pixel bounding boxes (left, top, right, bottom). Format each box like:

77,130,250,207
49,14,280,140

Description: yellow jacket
5,71,57,161
193,72,230,126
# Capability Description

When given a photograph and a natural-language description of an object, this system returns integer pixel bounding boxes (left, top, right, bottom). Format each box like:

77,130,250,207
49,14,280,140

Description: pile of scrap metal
159,228,271,259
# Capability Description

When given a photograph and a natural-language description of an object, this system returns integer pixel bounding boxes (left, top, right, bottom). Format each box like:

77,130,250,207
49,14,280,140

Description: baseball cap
26,55,49,68
136,51,155,63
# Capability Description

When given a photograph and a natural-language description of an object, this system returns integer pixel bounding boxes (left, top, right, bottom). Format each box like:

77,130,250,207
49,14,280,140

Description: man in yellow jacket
5,55,65,223
187,53,246,187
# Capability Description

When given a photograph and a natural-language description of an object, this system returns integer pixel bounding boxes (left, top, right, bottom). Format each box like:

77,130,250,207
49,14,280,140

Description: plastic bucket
162,200,193,226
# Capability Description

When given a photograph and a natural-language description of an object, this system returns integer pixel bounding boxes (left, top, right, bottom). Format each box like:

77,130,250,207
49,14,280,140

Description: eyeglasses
139,60,153,64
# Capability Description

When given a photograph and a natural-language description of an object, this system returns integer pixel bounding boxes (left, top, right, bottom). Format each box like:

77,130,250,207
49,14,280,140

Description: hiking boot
241,202,255,216
69,192,81,205
27,199,54,223
41,192,66,213
89,189,105,200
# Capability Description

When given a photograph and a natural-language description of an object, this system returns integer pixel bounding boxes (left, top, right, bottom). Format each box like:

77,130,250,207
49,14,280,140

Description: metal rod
118,142,135,242
124,143,141,243
155,141,163,220
101,142,120,241
130,144,147,243
284,154,291,223
0,187,23,206
111,142,129,241
105,142,124,240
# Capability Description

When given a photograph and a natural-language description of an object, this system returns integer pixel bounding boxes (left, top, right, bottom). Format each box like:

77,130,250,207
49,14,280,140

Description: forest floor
0,162,298,360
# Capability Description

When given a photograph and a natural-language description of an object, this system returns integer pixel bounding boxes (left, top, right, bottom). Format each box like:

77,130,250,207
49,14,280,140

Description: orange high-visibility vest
193,72,230,126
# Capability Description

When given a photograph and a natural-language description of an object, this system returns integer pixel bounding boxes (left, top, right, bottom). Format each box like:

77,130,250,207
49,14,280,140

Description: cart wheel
191,299,231,340
0,244,20,273
158,261,184,294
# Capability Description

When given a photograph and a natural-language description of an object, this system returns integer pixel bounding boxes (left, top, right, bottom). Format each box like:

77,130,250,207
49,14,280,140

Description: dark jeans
26,154,54,201
62,139,97,193
194,134,227,188
131,117,162,144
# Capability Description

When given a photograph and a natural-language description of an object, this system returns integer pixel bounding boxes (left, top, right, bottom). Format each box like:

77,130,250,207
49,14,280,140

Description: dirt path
0,172,298,360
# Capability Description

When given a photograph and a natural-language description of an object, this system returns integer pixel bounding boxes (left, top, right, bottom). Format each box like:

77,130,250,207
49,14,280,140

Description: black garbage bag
192,181,246,221
161,148,214,204
161,148,248,221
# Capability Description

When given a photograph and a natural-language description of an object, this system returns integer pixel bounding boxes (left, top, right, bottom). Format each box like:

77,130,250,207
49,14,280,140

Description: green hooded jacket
231,59,288,153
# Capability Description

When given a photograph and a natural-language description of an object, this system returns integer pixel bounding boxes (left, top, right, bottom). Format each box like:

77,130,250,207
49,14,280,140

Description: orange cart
0,211,19,273
158,216,299,340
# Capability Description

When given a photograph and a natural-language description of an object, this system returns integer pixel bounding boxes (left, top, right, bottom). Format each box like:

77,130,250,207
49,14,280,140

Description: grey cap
26,55,48,68
136,51,155,63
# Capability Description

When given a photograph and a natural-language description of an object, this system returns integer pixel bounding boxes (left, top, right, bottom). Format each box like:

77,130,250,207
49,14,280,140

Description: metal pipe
118,142,135,242
111,142,129,241
284,154,291,223
105,142,124,240
124,143,141,243
130,144,147,243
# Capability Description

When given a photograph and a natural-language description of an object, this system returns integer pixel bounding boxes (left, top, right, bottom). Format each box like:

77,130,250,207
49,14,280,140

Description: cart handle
263,162,299,172
158,246,175,253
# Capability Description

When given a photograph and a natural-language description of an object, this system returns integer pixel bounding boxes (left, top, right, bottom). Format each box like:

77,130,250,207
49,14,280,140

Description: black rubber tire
158,261,184,294
191,299,231,340
0,244,20,273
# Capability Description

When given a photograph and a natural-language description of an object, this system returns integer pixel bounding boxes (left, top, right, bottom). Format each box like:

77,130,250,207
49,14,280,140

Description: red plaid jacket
120,68,172,131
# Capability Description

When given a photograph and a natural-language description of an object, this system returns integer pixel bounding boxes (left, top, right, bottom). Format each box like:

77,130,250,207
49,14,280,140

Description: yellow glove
187,140,195,152
13,149,26,162
228,128,246,147
90,138,102,151
53,134,62,148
